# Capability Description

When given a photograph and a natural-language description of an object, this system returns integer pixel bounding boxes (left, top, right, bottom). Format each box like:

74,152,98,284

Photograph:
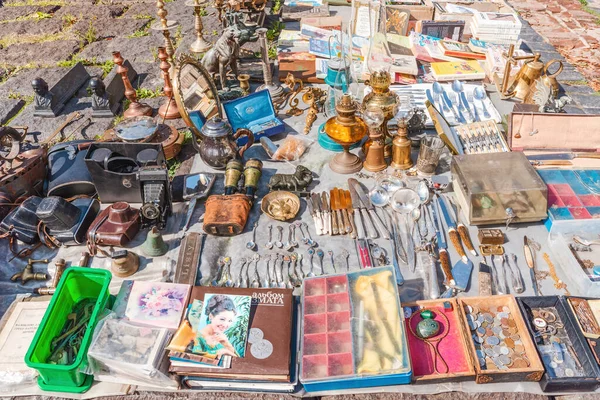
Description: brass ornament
261,191,300,221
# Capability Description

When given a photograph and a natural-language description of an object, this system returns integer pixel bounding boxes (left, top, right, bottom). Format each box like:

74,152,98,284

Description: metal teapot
506,54,563,102
193,117,254,170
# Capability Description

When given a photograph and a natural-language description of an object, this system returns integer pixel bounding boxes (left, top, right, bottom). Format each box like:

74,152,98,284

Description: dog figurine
268,165,314,192
201,27,240,91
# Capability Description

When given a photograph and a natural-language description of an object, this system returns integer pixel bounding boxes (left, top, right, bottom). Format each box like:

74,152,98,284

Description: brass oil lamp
362,106,387,172
323,94,367,174
362,71,399,158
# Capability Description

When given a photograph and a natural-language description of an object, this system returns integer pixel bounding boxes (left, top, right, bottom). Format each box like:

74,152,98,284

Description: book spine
170,351,221,366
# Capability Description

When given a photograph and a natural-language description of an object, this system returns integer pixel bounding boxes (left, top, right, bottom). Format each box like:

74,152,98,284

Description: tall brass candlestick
151,0,178,67
114,51,152,118
187,0,212,53
157,47,180,119
256,28,284,105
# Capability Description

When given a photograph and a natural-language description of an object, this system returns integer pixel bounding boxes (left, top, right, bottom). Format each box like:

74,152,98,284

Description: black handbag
37,196,100,246
0,196,42,244
47,140,96,198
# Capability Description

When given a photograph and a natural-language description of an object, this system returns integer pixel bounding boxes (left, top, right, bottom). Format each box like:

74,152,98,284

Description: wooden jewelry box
566,296,600,367
517,296,600,392
404,298,476,384
456,295,544,384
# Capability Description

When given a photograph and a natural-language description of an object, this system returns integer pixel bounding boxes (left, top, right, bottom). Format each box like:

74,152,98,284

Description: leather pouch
203,194,251,236
47,140,96,198
87,202,141,253
0,196,42,244
37,196,100,246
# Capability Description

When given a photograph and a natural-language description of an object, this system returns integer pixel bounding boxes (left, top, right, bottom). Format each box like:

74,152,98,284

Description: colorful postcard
194,293,251,358
125,282,190,330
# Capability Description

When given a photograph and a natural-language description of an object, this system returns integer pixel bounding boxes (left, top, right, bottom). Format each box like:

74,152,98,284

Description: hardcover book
171,287,295,382
431,60,485,81
438,39,486,60
416,20,465,41
125,281,191,330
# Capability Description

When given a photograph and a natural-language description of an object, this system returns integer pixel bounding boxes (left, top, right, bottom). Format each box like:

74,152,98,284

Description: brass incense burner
362,71,399,157
323,94,367,174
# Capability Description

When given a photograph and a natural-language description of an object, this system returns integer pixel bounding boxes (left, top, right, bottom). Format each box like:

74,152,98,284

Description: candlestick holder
151,0,178,67
113,51,152,119
186,0,212,54
157,47,180,119
256,28,284,106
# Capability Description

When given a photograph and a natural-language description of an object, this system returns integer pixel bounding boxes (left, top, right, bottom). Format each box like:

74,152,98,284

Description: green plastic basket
24,267,112,393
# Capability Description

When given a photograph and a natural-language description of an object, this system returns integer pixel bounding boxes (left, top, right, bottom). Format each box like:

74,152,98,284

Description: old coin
486,336,500,346
514,344,525,353
565,368,575,377
504,337,515,347
511,358,528,368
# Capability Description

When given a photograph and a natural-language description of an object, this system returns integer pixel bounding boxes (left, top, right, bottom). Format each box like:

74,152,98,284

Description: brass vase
238,74,251,95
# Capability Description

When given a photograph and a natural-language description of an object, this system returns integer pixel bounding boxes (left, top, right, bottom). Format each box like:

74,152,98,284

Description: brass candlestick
238,74,250,95
256,28,285,105
151,0,178,67
362,71,399,158
187,0,212,54
362,106,387,172
157,47,180,119
114,51,152,118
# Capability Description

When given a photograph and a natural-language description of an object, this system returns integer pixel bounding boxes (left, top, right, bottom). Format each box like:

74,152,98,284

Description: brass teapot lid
201,117,233,138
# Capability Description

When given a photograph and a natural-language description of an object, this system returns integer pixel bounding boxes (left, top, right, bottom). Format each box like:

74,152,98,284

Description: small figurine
201,26,240,91
89,77,113,118
268,165,314,192
532,78,572,113
32,78,53,110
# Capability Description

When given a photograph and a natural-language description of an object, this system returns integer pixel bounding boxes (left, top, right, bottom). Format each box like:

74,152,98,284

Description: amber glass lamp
323,94,367,174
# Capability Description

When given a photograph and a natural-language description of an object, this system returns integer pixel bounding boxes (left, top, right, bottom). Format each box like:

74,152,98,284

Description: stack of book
470,11,522,45
168,287,297,392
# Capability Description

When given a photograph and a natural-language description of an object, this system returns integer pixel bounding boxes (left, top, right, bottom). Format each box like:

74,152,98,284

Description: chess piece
89,76,113,118
157,47,180,119
151,0,178,67
113,51,152,118
187,0,212,54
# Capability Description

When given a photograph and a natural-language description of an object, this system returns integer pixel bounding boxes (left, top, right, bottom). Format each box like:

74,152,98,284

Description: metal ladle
391,188,421,274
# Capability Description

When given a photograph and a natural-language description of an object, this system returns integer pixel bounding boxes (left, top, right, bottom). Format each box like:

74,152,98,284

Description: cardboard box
278,52,323,83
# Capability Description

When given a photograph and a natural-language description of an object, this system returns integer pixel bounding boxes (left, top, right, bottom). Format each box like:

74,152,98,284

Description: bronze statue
268,165,314,192
201,26,240,91
32,78,53,110
89,77,112,117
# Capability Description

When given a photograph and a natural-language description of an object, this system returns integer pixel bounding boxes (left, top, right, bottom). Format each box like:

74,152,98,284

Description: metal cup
416,136,445,176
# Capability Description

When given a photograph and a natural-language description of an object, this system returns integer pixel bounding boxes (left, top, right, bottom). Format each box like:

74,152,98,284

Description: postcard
194,293,252,358
125,281,191,330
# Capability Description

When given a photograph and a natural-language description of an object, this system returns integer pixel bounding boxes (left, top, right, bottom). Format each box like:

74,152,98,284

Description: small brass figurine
202,26,240,91
268,165,314,192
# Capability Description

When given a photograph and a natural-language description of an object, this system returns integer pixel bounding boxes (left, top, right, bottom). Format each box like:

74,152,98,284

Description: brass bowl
261,191,300,221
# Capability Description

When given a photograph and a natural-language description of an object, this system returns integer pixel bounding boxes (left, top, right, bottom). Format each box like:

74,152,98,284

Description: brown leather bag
87,202,141,255
203,194,251,236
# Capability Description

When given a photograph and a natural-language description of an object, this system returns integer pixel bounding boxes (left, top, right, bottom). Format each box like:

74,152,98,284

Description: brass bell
111,250,139,278
142,226,169,257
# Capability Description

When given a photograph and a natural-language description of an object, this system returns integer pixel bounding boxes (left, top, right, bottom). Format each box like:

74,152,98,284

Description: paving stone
569,93,600,108
121,3,156,18
561,84,596,94
53,4,125,20
584,107,600,115
11,96,115,143
558,67,586,82
0,5,60,22
0,18,63,40
77,35,160,64
562,105,586,114
0,98,25,125
0,40,79,67
72,17,149,39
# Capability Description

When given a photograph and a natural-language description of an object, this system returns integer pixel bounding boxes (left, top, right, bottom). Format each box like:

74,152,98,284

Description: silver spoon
316,249,325,275
283,255,293,289
302,222,317,247
433,82,450,113
290,224,298,247
270,254,279,288
250,254,261,288
224,260,234,287
212,257,226,287
235,258,248,288
295,221,308,245
328,250,336,273
342,249,350,271
278,255,288,288
218,257,232,287
290,253,302,286
265,225,274,250
307,248,316,277
246,221,258,250
275,226,284,248
285,226,295,251
296,253,305,279
260,257,269,288
474,86,491,119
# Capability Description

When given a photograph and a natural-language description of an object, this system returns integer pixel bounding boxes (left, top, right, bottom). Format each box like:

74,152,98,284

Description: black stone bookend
32,62,91,118
92,60,138,118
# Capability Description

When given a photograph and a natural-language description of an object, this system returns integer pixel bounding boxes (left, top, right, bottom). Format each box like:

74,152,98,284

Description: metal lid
201,117,233,138
115,116,158,142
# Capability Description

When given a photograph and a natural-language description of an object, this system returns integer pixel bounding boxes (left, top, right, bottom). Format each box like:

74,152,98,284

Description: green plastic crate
24,267,112,393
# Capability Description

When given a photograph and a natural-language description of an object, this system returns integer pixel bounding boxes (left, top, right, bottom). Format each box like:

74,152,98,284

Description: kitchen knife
523,236,539,296
321,192,331,236
329,189,340,235
348,184,366,239
306,197,320,235
526,152,600,161
430,201,455,288
349,178,389,239
348,179,377,239
311,192,324,235
442,89,466,124
343,190,357,239
337,188,352,234
437,194,468,262
443,194,476,256
387,212,405,286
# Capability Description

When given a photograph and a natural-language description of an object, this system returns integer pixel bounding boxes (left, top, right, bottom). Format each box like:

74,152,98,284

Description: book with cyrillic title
431,60,485,81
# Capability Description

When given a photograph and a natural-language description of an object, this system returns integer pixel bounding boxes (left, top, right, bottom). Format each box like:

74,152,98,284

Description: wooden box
517,296,600,393
404,299,476,384
567,296,600,366
457,295,544,384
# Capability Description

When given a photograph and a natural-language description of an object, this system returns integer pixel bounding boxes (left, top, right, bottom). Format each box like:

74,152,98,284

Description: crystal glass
416,136,445,176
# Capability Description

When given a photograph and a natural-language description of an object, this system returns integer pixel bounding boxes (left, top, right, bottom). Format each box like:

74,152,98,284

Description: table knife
329,189,340,235
426,88,445,119
306,198,320,235
343,190,357,239
321,191,331,235
349,178,389,239
311,192,324,235
332,188,345,235
442,89,466,124
337,188,352,234
443,194,476,256
437,194,468,262
348,183,366,239
430,201,456,288
348,179,377,239
523,236,539,296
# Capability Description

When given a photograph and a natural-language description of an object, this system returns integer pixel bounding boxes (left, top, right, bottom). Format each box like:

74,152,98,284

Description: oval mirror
173,54,222,138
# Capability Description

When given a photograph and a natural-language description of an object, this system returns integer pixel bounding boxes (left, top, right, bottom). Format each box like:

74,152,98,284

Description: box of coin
404,299,476,384
517,296,600,392
566,296,600,366
457,295,544,384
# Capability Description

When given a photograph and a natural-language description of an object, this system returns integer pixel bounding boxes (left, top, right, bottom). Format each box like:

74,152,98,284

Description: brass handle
544,59,563,78
233,128,254,158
